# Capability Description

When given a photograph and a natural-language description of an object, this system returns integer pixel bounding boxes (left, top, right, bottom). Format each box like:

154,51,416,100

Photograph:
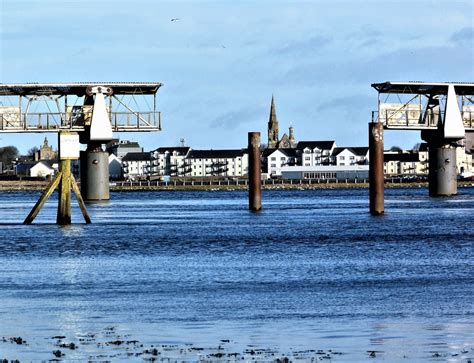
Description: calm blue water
0,188,473,361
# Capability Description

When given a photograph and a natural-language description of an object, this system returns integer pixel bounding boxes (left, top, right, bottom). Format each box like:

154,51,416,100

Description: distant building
150,147,191,177
107,140,143,158
264,148,297,177
383,143,471,176
267,96,296,149
281,165,369,180
122,152,151,180
34,137,56,161
332,147,369,166
15,160,58,177
108,154,123,179
185,149,248,177
296,141,336,166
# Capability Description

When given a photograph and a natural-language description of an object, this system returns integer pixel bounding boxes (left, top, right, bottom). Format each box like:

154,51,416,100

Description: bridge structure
369,81,474,215
0,82,162,224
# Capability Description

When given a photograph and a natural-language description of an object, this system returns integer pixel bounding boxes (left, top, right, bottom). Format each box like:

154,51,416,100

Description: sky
0,0,473,154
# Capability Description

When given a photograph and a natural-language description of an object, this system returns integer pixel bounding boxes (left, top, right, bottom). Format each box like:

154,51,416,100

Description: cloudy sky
1,0,473,153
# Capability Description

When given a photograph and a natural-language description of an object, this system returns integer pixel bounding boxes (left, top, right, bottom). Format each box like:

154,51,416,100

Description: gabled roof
122,152,151,162
384,152,419,162
153,147,190,154
333,147,369,157
265,148,297,157
297,141,335,150
187,149,246,159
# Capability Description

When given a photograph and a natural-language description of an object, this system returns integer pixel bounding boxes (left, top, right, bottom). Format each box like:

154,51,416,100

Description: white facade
333,147,369,166
30,161,56,177
151,147,190,177
281,165,369,180
267,149,297,176
186,150,248,177
122,153,151,180
297,141,336,166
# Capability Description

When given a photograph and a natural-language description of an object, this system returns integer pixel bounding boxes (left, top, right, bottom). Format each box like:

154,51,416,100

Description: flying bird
171,18,180,22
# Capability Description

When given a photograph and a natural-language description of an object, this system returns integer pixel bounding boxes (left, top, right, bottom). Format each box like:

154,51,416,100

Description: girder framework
0,82,163,133
371,81,474,131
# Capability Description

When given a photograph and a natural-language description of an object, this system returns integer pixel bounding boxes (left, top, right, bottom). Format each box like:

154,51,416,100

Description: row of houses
118,141,370,180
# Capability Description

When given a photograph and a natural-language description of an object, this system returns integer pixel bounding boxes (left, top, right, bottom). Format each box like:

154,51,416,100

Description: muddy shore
0,179,473,192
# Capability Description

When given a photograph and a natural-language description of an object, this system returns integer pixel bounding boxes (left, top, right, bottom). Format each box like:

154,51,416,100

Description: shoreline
0,180,473,192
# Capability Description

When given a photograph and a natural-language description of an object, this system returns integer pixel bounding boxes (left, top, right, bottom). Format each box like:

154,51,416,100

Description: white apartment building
185,149,248,177
265,148,297,177
332,147,369,166
296,141,336,166
122,152,151,180
150,147,191,177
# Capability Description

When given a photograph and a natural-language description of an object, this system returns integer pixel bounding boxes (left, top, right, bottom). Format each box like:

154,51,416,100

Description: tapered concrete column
248,132,262,211
428,145,457,196
369,122,384,215
80,144,110,201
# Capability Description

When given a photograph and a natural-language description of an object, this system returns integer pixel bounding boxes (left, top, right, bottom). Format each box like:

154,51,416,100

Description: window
271,157,276,161
339,156,345,160
281,157,285,161
350,156,355,160
271,164,276,167
305,156,310,160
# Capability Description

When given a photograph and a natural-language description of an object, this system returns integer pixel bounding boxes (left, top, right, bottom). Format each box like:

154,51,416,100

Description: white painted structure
30,161,57,177
332,147,369,166
266,148,297,176
151,147,190,177
186,149,248,177
296,141,336,166
122,152,151,180
281,165,369,180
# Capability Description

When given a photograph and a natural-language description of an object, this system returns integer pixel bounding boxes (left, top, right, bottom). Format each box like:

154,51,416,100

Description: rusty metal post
248,132,262,211
369,122,384,215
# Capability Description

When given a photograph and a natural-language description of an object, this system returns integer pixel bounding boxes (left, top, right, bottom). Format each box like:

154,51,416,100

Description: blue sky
1,0,473,153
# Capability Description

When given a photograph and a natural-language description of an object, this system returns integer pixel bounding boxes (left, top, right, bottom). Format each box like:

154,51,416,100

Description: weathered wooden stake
369,122,384,215
23,172,62,224
70,175,91,224
57,159,72,225
248,132,262,211
23,131,91,225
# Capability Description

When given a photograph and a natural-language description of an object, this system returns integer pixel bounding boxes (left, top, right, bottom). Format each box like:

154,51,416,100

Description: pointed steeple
268,95,279,148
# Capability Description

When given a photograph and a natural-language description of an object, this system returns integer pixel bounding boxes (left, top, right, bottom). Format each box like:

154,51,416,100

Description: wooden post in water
24,131,91,225
369,122,384,215
248,132,262,211
57,159,72,224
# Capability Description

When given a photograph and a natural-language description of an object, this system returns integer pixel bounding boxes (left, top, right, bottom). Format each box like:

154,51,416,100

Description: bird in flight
171,18,180,22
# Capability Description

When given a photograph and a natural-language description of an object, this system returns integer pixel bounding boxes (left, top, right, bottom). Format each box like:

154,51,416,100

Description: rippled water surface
0,188,473,361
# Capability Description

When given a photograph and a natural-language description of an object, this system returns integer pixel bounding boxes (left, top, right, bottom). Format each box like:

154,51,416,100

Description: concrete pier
369,122,384,215
80,146,110,201
248,132,262,211
428,145,457,196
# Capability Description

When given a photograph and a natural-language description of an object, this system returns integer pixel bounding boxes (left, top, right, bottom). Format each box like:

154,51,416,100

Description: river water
0,188,473,361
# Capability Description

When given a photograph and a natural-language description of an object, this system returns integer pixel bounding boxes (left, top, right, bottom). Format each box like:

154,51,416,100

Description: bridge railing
371,110,474,130
0,111,161,132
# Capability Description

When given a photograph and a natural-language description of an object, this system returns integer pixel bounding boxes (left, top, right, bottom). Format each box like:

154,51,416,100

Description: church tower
268,95,279,149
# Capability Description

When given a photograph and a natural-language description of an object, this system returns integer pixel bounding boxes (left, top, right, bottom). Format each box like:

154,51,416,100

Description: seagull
171,18,180,22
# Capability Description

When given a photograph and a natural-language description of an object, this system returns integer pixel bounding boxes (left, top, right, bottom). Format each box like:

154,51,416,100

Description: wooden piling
369,122,384,215
57,159,72,225
248,132,262,211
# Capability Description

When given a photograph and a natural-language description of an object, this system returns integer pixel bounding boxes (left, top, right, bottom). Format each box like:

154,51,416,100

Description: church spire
268,95,279,148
